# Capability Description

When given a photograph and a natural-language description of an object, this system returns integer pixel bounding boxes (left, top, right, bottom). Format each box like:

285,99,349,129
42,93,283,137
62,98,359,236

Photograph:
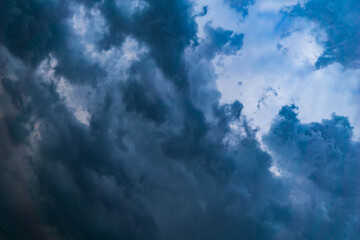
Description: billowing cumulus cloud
0,0,359,240
264,105,360,239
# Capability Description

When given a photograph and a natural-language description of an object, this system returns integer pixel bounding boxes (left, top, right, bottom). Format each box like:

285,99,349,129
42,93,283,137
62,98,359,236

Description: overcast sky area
0,0,360,239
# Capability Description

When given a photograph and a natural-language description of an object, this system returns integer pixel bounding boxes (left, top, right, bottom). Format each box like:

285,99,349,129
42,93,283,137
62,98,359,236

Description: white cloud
197,0,360,140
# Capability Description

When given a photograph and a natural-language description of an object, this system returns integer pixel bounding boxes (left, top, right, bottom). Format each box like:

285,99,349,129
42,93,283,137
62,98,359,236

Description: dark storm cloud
0,0,104,84
77,0,197,90
287,0,360,69
0,56,280,240
0,49,158,239
0,1,272,239
1,0,360,240
0,0,68,65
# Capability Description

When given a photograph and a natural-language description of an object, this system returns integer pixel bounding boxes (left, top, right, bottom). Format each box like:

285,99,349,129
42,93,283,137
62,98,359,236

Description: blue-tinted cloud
224,0,254,17
264,105,360,239
287,0,360,69
0,0,359,240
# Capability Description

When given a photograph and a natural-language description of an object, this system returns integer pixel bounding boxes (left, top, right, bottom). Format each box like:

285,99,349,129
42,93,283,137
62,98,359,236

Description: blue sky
0,0,359,239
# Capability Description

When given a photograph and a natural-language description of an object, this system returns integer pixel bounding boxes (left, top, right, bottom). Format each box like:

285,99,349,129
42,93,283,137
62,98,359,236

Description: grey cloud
0,0,104,84
0,0,359,240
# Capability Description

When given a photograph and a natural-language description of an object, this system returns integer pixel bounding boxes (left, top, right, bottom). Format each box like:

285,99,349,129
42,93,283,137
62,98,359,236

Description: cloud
0,0,359,240
286,0,360,69
264,105,360,239
212,0,360,138
224,0,254,17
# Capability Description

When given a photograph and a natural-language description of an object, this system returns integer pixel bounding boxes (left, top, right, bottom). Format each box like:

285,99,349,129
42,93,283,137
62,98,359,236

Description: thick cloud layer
0,0,359,240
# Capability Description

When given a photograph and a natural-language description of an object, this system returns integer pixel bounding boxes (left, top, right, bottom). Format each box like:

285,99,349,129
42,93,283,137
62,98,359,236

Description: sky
0,0,359,239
